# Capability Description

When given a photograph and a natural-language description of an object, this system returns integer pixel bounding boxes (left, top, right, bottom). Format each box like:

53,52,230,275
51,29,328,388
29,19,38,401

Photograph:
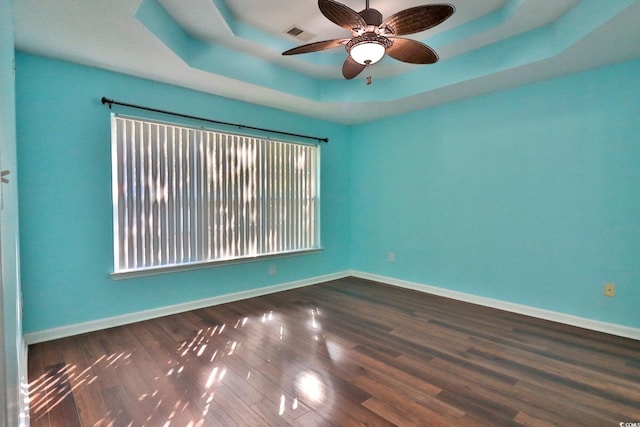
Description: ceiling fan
282,0,455,79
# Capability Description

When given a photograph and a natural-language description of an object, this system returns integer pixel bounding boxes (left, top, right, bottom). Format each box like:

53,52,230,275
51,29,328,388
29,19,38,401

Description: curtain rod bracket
100,96,328,144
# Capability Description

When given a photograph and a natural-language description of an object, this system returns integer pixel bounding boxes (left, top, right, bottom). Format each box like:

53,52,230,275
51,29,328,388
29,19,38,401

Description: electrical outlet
387,252,395,262
268,265,277,275
604,283,615,297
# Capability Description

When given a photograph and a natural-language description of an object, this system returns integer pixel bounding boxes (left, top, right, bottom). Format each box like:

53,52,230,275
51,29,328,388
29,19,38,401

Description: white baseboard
349,270,640,341
23,271,350,345
24,269,640,344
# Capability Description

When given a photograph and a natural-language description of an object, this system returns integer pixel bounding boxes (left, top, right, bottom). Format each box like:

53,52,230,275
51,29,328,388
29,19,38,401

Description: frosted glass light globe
350,41,386,65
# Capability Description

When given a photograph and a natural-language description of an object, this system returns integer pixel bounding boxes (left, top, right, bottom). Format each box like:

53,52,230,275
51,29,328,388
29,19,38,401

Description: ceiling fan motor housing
358,8,382,26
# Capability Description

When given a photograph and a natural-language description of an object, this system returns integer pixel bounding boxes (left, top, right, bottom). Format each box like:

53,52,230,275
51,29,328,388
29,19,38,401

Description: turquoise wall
16,51,640,335
16,53,351,334
350,58,640,328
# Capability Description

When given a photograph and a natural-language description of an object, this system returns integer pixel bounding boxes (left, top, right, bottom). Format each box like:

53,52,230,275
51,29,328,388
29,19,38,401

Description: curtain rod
101,97,329,144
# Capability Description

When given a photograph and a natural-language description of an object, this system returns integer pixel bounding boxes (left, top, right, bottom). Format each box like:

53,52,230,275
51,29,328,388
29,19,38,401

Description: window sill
110,248,324,280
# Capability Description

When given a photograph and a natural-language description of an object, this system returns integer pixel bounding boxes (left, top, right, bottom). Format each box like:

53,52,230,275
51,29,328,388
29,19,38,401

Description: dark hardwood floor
28,277,640,426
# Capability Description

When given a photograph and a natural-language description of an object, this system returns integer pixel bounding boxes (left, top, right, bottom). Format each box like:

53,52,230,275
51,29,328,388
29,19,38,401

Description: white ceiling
13,0,640,124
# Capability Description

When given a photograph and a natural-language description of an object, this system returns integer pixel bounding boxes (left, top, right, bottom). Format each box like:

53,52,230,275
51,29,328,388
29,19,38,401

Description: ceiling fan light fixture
347,33,391,65
350,42,385,65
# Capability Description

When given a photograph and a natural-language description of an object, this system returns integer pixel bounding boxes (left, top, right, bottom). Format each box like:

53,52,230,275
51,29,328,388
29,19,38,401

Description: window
111,115,320,275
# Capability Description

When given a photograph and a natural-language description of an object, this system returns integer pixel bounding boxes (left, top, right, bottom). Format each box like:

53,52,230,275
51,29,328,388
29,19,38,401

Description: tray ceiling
13,0,640,123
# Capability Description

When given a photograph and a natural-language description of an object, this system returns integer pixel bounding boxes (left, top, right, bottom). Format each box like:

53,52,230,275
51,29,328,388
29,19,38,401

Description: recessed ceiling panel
12,0,640,123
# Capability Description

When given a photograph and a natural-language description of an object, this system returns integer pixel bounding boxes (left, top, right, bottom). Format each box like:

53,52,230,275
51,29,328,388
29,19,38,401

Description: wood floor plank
205,384,272,427
44,363,82,427
250,397,303,426
100,385,133,426
27,344,51,427
466,345,640,413
353,374,464,424
28,277,640,426
58,337,109,427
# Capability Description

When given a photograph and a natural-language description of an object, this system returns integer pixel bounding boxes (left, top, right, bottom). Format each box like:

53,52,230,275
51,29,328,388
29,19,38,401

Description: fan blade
386,38,438,64
381,4,454,36
282,39,348,55
342,55,366,79
318,0,367,31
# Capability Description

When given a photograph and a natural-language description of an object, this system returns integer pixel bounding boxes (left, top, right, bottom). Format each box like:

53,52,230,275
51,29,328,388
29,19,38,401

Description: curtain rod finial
101,97,113,109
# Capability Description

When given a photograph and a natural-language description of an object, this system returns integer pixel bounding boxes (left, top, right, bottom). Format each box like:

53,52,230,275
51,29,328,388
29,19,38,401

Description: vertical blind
111,115,320,274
